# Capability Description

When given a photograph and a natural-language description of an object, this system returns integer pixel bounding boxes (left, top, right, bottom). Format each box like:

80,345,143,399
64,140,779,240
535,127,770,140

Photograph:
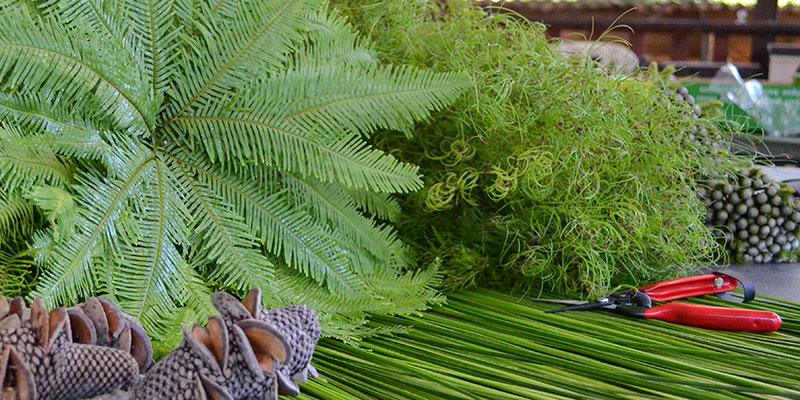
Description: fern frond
0,93,139,175
0,247,38,297
279,64,469,139
163,0,313,123
0,151,70,190
126,0,185,115
271,267,375,315
180,265,217,320
271,266,440,338
107,157,193,334
167,155,276,293
282,172,410,267
25,185,75,242
297,4,376,68
206,0,240,18
0,3,153,134
147,266,217,358
0,92,105,140
167,112,422,192
38,0,131,45
149,307,195,359
0,194,35,244
172,151,368,294
3,0,46,18
28,228,55,266
342,187,402,222
361,267,445,315
0,126,72,190
30,144,154,307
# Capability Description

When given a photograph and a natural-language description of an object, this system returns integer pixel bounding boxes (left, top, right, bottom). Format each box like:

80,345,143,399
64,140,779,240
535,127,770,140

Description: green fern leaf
297,6,377,68
167,114,423,192
170,157,276,293
0,125,72,190
281,64,468,140
30,143,154,306
126,0,186,116
163,0,314,123
0,247,38,297
342,187,402,222
0,0,467,344
0,194,36,244
108,157,192,326
0,94,131,173
25,185,75,242
282,172,410,267
172,151,370,292
0,5,153,134
38,0,132,45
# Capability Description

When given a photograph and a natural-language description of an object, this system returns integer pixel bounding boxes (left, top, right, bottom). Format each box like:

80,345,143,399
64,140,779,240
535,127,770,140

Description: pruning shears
538,272,782,332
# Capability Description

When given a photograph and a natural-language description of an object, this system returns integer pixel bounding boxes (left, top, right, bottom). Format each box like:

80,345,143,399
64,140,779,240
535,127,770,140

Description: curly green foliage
0,0,467,343
334,0,742,297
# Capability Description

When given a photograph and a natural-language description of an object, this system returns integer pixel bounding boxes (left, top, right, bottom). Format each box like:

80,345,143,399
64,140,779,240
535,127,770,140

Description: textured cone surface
135,290,321,400
132,328,227,400
0,311,46,399
73,299,154,370
226,305,320,398
258,306,321,379
222,323,274,399
46,343,139,400
217,289,321,397
0,297,147,400
0,345,36,400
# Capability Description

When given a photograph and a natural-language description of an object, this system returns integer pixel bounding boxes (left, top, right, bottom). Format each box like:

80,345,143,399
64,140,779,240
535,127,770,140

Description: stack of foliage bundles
333,0,744,297
0,0,470,350
300,289,800,399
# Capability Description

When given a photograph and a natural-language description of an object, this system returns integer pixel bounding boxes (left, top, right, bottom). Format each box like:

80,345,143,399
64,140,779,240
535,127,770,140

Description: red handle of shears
638,274,739,302
644,303,782,332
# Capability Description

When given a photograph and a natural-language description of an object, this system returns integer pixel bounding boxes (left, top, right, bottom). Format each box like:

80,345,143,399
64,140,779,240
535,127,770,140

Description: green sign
684,82,800,134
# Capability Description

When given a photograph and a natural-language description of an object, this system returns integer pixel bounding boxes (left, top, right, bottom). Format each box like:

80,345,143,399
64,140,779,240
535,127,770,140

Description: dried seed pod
133,288,320,400
0,296,147,400
211,289,321,398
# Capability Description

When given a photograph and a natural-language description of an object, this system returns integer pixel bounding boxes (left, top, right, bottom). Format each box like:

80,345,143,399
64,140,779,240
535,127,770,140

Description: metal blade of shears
543,302,611,313
532,298,613,313
531,299,590,306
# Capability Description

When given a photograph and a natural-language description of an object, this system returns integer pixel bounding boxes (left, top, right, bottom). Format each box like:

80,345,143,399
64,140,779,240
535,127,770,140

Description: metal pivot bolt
714,277,724,289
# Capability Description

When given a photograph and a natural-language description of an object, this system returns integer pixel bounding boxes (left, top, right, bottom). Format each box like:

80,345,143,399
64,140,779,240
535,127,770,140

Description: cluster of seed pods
131,288,321,400
701,168,800,263
0,295,150,400
0,288,320,400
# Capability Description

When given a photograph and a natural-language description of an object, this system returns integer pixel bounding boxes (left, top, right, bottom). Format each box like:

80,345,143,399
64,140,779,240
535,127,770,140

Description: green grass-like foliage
0,0,468,344
334,0,740,297
300,289,800,399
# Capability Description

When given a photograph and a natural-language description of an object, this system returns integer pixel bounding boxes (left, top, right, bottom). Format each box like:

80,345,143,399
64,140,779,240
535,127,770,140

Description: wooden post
631,32,646,56
672,35,690,60
713,34,730,61
751,0,779,77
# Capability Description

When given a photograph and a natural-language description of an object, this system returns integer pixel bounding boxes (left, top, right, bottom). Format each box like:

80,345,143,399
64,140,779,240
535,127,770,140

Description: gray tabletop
724,263,800,302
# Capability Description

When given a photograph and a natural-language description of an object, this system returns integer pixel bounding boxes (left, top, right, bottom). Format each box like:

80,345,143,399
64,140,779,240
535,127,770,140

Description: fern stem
132,157,167,320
